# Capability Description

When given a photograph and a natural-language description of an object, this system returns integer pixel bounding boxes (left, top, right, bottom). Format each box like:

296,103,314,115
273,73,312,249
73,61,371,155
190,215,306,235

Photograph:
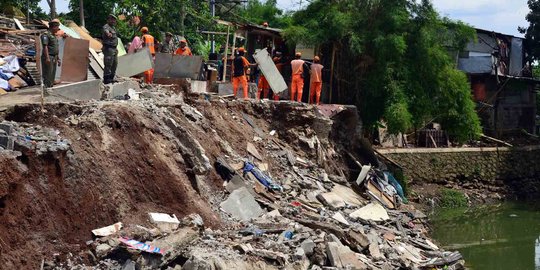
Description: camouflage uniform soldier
102,14,119,84
40,20,60,88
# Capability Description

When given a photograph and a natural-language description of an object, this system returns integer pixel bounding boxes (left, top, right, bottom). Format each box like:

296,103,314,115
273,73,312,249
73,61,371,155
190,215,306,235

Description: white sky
41,0,528,36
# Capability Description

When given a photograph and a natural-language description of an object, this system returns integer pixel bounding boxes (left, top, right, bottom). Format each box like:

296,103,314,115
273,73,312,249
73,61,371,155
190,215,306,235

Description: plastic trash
243,161,283,192
384,171,408,203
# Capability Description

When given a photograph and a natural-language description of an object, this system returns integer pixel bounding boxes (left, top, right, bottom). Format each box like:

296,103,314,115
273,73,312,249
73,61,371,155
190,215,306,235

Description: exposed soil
0,97,354,269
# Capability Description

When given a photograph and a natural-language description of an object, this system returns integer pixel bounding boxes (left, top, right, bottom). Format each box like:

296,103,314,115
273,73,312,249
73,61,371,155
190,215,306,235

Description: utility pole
79,0,85,27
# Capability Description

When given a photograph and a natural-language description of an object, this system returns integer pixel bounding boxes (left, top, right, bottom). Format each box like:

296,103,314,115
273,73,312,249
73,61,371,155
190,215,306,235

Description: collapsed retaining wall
378,146,540,196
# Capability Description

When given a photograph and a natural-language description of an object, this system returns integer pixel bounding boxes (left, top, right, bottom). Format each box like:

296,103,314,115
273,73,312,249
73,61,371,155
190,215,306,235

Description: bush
439,188,468,208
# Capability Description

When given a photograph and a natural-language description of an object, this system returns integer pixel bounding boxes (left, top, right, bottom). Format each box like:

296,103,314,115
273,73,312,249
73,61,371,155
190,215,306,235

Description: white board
253,49,287,94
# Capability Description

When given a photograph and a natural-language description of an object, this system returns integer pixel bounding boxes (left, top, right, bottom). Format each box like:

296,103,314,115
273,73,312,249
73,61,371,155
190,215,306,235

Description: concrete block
91,222,123,237
225,174,247,193
0,123,13,135
0,135,14,150
50,79,103,101
349,203,390,222
301,239,315,255
220,186,264,221
148,212,180,233
154,77,191,93
107,80,141,99
190,80,207,94
326,241,366,269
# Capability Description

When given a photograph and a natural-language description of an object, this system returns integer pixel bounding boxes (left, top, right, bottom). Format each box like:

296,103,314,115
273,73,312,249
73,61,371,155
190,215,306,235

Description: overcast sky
41,0,528,36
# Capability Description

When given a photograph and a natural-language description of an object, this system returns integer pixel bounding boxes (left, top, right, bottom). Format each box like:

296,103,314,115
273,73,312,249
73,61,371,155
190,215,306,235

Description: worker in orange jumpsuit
232,47,251,99
174,39,193,56
257,72,270,100
309,56,324,105
141,27,155,84
290,52,306,102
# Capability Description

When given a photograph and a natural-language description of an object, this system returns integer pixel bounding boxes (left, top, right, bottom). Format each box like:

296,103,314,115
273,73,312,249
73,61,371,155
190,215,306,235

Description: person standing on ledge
40,20,60,88
102,14,119,84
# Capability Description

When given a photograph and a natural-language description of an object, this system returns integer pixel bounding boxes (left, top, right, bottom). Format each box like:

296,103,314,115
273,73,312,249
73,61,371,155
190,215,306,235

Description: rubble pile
0,90,463,269
0,121,70,154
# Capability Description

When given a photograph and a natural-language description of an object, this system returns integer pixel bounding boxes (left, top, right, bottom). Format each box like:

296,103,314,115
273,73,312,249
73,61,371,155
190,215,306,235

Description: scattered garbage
119,237,164,255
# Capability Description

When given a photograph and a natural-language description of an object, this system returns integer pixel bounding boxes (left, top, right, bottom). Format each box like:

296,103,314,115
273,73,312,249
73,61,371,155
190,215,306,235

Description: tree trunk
79,0,85,27
47,0,57,18
179,0,187,35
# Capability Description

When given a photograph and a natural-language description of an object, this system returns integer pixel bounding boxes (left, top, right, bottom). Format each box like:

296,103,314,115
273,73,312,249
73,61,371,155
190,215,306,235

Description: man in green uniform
102,14,118,84
160,32,175,53
40,20,60,88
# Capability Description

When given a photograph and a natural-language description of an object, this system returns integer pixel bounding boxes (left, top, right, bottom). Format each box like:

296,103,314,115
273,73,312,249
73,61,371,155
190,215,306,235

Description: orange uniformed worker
309,56,324,105
175,39,193,56
232,47,251,99
257,71,270,100
290,52,306,102
141,27,155,83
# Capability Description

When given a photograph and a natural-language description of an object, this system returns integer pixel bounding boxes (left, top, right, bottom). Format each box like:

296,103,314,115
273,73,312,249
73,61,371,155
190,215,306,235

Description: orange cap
295,52,302,57
180,39,187,43
141,27,148,33
314,56,320,61
238,47,246,53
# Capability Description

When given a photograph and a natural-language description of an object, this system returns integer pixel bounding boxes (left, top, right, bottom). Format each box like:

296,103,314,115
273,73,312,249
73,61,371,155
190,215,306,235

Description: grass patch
439,188,468,208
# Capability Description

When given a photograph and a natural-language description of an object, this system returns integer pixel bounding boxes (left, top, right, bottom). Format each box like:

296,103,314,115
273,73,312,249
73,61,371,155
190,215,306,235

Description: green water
431,202,540,270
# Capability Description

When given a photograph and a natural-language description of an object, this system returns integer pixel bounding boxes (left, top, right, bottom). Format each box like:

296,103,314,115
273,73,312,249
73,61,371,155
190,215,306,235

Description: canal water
430,202,540,270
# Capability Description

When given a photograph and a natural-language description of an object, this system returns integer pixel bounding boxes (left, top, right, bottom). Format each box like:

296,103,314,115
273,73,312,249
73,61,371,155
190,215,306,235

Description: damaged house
457,28,538,137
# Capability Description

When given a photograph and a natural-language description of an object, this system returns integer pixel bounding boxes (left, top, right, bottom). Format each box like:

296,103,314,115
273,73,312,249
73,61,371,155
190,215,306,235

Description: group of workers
233,49,324,105
40,14,324,105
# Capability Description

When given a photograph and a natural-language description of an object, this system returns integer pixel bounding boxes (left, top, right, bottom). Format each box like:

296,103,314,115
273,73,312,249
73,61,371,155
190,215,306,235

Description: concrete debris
92,222,123,237
349,203,390,222
220,187,265,221
148,213,180,233
6,84,463,270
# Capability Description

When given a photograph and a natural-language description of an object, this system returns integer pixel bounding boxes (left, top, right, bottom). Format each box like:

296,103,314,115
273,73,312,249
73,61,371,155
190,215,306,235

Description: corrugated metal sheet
458,56,493,74
509,38,523,76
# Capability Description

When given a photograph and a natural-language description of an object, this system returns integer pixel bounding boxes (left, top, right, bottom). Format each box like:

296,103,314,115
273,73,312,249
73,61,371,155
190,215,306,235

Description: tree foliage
67,0,213,54
520,0,540,61
1,0,47,19
284,0,481,142
236,0,291,28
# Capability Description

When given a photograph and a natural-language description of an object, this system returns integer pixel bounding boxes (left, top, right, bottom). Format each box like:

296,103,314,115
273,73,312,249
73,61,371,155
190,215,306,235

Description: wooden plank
60,37,90,82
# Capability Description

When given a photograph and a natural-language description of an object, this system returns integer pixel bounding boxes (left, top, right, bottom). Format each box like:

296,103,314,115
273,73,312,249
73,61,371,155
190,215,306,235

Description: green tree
284,0,481,142
1,0,47,19
520,0,540,61
67,0,213,54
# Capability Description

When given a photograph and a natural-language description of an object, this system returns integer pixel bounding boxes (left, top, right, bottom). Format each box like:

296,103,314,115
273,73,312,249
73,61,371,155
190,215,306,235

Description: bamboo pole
222,25,230,82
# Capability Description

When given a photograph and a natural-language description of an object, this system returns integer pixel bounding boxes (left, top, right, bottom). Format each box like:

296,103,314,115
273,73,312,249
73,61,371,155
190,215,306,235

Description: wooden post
222,25,230,82
79,0,85,27
329,44,336,104
230,31,237,81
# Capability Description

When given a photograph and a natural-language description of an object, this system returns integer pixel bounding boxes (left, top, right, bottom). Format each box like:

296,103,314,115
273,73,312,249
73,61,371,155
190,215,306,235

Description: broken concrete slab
154,53,203,79
326,241,366,269
225,174,248,193
49,79,103,101
148,212,180,232
301,239,315,256
0,123,13,135
332,212,350,226
253,49,287,94
356,165,371,186
91,222,123,237
0,135,14,150
349,203,390,222
247,142,263,160
154,77,191,93
117,48,153,78
317,184,365,209
220,186,264,221
107,80,142,99
190,80,207,94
